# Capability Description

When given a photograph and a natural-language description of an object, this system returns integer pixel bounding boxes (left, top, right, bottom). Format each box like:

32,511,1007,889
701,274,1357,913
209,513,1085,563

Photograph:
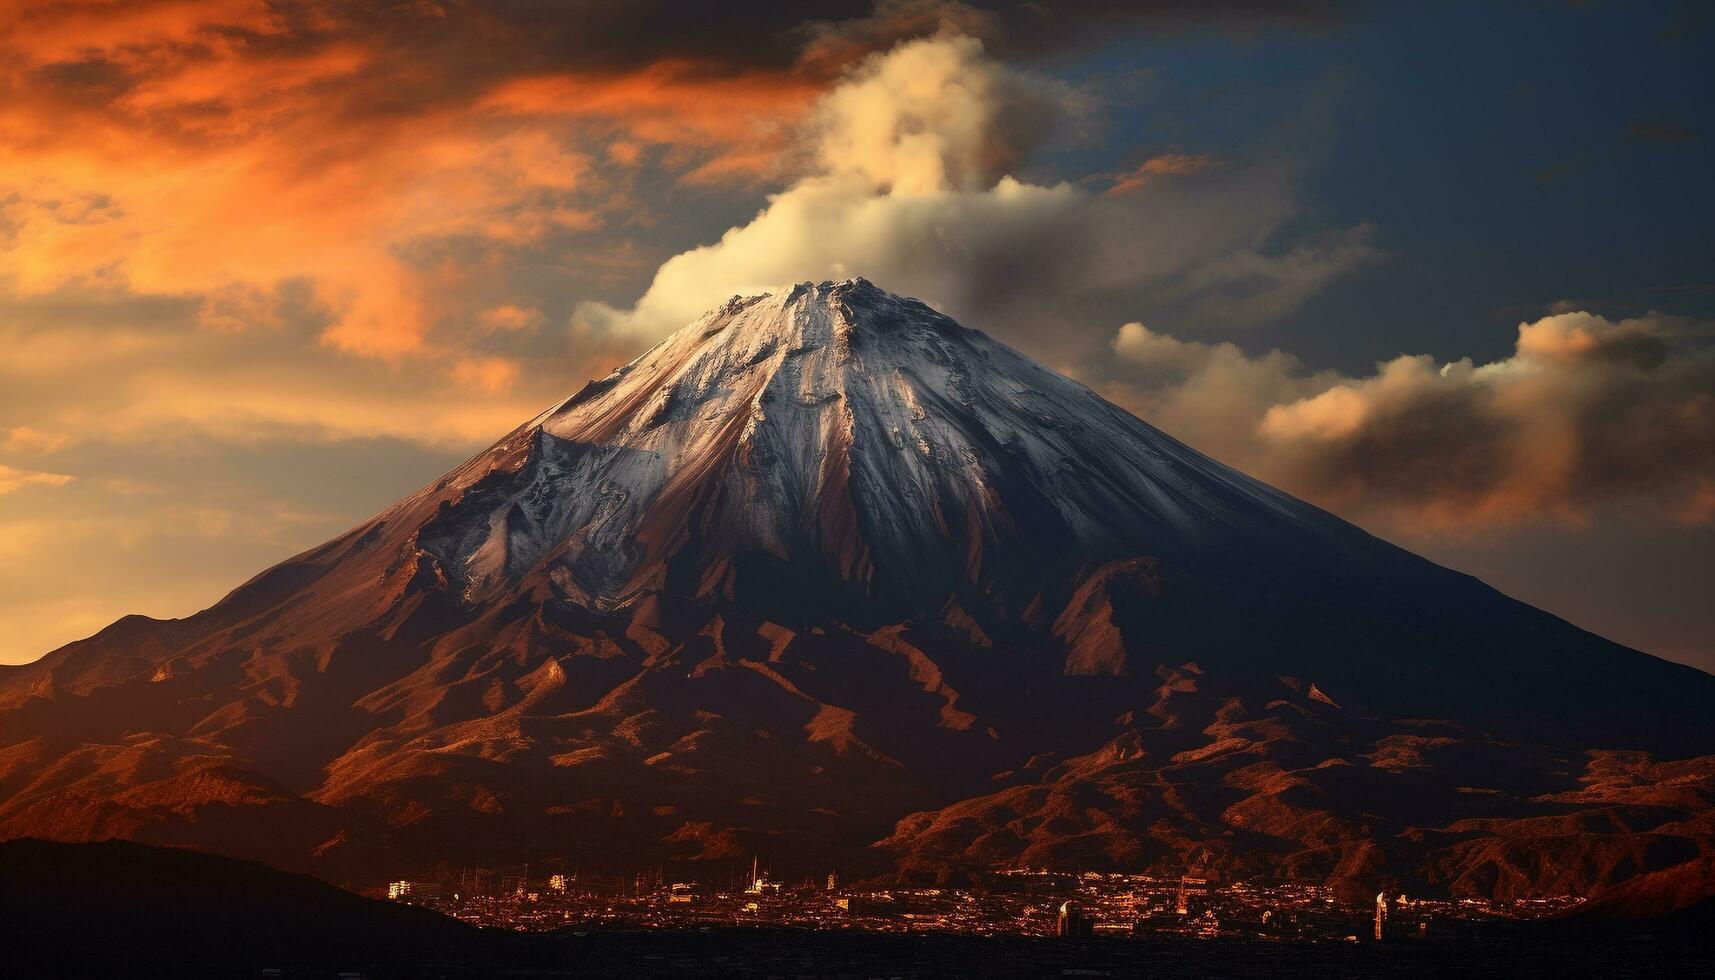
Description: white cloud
576,33,1374,353
1102,311,1715,529
810,32,1072,194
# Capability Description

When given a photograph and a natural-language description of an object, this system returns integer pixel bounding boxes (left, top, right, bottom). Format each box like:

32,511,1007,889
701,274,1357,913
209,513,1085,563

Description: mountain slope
1,279,1711,905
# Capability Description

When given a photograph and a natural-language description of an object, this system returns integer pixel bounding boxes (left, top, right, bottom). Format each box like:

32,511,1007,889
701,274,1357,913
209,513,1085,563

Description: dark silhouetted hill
0,837,510,976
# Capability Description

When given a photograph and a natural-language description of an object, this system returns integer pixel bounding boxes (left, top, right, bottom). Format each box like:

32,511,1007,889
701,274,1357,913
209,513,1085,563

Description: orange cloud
452,356,523,396
1106,153,1220,195
0,464,74,495
0,0,289,63
481,61,818,182
0,4,820,360
2,426,71,455
478,305,547,333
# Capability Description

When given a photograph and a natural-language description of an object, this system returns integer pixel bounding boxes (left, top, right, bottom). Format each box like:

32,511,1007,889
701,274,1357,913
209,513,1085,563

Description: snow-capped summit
409,278,1331,622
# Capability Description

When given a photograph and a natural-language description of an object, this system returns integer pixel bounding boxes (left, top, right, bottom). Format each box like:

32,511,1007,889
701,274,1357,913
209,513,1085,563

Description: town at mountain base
2,279,1711,911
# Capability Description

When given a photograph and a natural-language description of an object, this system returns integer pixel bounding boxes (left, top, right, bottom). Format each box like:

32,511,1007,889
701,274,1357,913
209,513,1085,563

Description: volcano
3,279,1712,902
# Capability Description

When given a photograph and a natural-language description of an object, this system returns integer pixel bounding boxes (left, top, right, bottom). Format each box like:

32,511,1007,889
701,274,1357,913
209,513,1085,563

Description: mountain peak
416,277,1318,624
693,277,972,352
684,278,935,348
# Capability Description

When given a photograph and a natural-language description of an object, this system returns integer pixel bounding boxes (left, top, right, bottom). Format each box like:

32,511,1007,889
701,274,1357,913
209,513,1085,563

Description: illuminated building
745,856,781,896
387,880,442,901
1056,900,1093,939
1175,875,1207,915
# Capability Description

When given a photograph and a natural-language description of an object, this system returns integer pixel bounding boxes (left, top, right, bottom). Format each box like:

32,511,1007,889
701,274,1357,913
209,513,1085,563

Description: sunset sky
2,1,1712,671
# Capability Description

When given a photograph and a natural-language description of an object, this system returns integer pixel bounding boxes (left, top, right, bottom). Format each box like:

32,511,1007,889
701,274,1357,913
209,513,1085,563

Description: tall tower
1374,891,1389,941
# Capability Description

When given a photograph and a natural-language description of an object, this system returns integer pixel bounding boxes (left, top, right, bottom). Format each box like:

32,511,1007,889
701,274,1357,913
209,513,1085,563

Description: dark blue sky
1070,0,1713,370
